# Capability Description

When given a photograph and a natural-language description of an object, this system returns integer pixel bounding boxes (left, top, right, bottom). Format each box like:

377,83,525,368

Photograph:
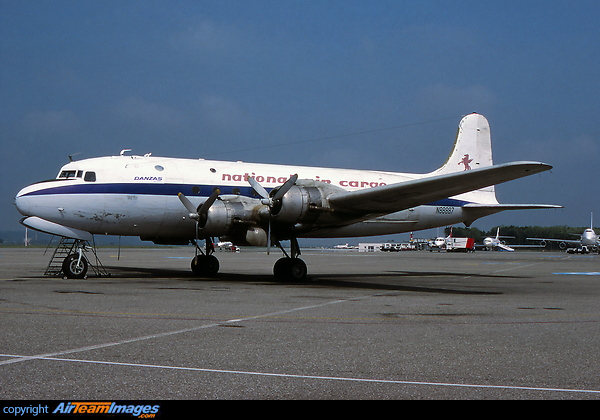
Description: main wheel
62,254,88,279
273,257,307,282
191,255,220,277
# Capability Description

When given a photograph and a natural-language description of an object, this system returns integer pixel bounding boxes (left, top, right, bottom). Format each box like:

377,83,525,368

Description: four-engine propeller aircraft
527,213,599,253
15,113,561,280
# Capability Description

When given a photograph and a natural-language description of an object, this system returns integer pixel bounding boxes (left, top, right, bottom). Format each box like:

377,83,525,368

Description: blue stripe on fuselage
21,182,473,207
21,182,261,198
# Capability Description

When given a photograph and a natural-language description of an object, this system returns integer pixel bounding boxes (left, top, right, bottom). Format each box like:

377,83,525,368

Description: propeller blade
178,192,198,215
198,188,220,216
196,188,220,228
248,177,269,200
272,174,298,200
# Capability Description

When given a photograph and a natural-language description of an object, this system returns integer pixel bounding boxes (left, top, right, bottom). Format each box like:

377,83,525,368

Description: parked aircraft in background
527,213,599,254
15,113,560,280
481,228,515,251
333,243,358,249
429,227,453,251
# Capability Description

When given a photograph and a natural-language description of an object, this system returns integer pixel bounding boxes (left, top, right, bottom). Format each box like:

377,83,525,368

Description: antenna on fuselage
68,152,82,162
120,149,132,156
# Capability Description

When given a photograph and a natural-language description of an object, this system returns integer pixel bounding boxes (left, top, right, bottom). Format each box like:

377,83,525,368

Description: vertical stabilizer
432,113,498,204
434,113,493,174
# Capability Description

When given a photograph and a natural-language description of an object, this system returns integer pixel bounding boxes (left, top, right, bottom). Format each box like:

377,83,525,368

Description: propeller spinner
178,188,220,228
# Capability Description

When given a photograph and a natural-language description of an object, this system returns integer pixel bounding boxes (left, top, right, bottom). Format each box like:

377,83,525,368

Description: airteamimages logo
52,402,160,417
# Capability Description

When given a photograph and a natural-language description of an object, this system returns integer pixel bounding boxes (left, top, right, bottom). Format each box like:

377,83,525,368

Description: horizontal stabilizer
463,203,563,210
21,216,93,241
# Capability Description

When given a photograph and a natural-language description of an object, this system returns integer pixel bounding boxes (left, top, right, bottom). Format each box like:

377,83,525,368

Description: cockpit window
84,171,96,182
59,170,77,179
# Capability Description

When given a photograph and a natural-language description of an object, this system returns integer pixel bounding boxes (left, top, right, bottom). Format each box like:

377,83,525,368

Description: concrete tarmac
1,246,599,400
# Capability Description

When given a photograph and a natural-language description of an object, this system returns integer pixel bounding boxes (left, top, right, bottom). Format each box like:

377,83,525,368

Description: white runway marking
1,352,599,395
0,299,348,366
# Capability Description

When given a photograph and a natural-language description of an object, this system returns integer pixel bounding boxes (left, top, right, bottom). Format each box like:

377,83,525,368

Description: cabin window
84,171,96,182
59,170,77,178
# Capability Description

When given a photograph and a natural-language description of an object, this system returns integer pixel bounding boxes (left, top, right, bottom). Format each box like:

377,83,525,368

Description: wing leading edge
327,161,556,216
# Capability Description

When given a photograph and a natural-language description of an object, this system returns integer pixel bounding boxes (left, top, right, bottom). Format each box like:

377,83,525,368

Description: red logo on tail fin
458,154,473,170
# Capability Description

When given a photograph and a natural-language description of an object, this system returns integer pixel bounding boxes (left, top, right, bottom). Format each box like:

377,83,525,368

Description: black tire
274,257,307,282
191,255,220,277
62,254,88,279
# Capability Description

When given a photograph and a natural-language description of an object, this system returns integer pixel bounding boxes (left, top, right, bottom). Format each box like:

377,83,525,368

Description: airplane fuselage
16,154,477,242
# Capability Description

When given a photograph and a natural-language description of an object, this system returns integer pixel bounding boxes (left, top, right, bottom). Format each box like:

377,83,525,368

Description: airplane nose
15,188,31,216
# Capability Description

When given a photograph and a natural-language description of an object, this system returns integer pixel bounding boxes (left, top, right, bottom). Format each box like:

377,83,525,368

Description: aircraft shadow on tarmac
95,266,514,295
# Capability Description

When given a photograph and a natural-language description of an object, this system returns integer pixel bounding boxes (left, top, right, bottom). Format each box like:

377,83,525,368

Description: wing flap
328,161,553,215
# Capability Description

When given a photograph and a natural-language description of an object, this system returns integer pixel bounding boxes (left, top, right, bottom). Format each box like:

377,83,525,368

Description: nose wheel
62,253,88,279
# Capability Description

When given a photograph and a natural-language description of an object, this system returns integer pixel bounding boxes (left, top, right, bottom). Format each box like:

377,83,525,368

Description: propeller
178,188,220,230
248,174,298,254
248,174,298,207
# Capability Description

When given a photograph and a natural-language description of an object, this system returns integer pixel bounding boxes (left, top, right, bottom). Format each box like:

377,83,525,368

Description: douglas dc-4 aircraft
15,113,561,280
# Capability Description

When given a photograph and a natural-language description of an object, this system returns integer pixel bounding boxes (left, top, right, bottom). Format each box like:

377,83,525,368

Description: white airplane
527,213,599,253
429,227,452,251
15,113,561,280
333,243,355,249
482,227,515,251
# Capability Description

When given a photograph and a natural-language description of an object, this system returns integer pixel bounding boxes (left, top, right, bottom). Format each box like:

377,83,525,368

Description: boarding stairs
44,237,110,278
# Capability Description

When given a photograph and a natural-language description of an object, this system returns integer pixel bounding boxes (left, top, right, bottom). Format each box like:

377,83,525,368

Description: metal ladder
44,237,77,276
44,237,110,278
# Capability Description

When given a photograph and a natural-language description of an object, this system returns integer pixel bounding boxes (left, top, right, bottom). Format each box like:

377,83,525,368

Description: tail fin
434,113,493,174
432,113,498,204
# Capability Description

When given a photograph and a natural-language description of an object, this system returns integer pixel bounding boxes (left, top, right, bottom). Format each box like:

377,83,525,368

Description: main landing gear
273,237,307,282
189,237,307,282
190,238,220,277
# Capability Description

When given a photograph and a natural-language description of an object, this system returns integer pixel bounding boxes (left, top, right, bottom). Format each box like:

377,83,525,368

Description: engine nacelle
270,180,344,225
197,199,237,237
196,196,268,246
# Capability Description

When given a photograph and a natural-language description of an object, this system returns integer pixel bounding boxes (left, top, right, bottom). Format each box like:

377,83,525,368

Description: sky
1,0,599,240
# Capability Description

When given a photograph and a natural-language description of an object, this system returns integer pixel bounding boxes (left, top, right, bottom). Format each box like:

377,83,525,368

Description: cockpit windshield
58,170,88,179
58,170,78,179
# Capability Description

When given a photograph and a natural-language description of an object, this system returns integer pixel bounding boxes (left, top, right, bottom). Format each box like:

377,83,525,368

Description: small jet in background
481,227,516,251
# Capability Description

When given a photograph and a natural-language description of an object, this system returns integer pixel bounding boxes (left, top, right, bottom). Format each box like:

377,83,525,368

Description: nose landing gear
45,237,109,279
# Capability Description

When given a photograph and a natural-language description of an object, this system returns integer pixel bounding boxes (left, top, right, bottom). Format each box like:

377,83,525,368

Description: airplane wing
527,238,581,245
327,161,553,216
